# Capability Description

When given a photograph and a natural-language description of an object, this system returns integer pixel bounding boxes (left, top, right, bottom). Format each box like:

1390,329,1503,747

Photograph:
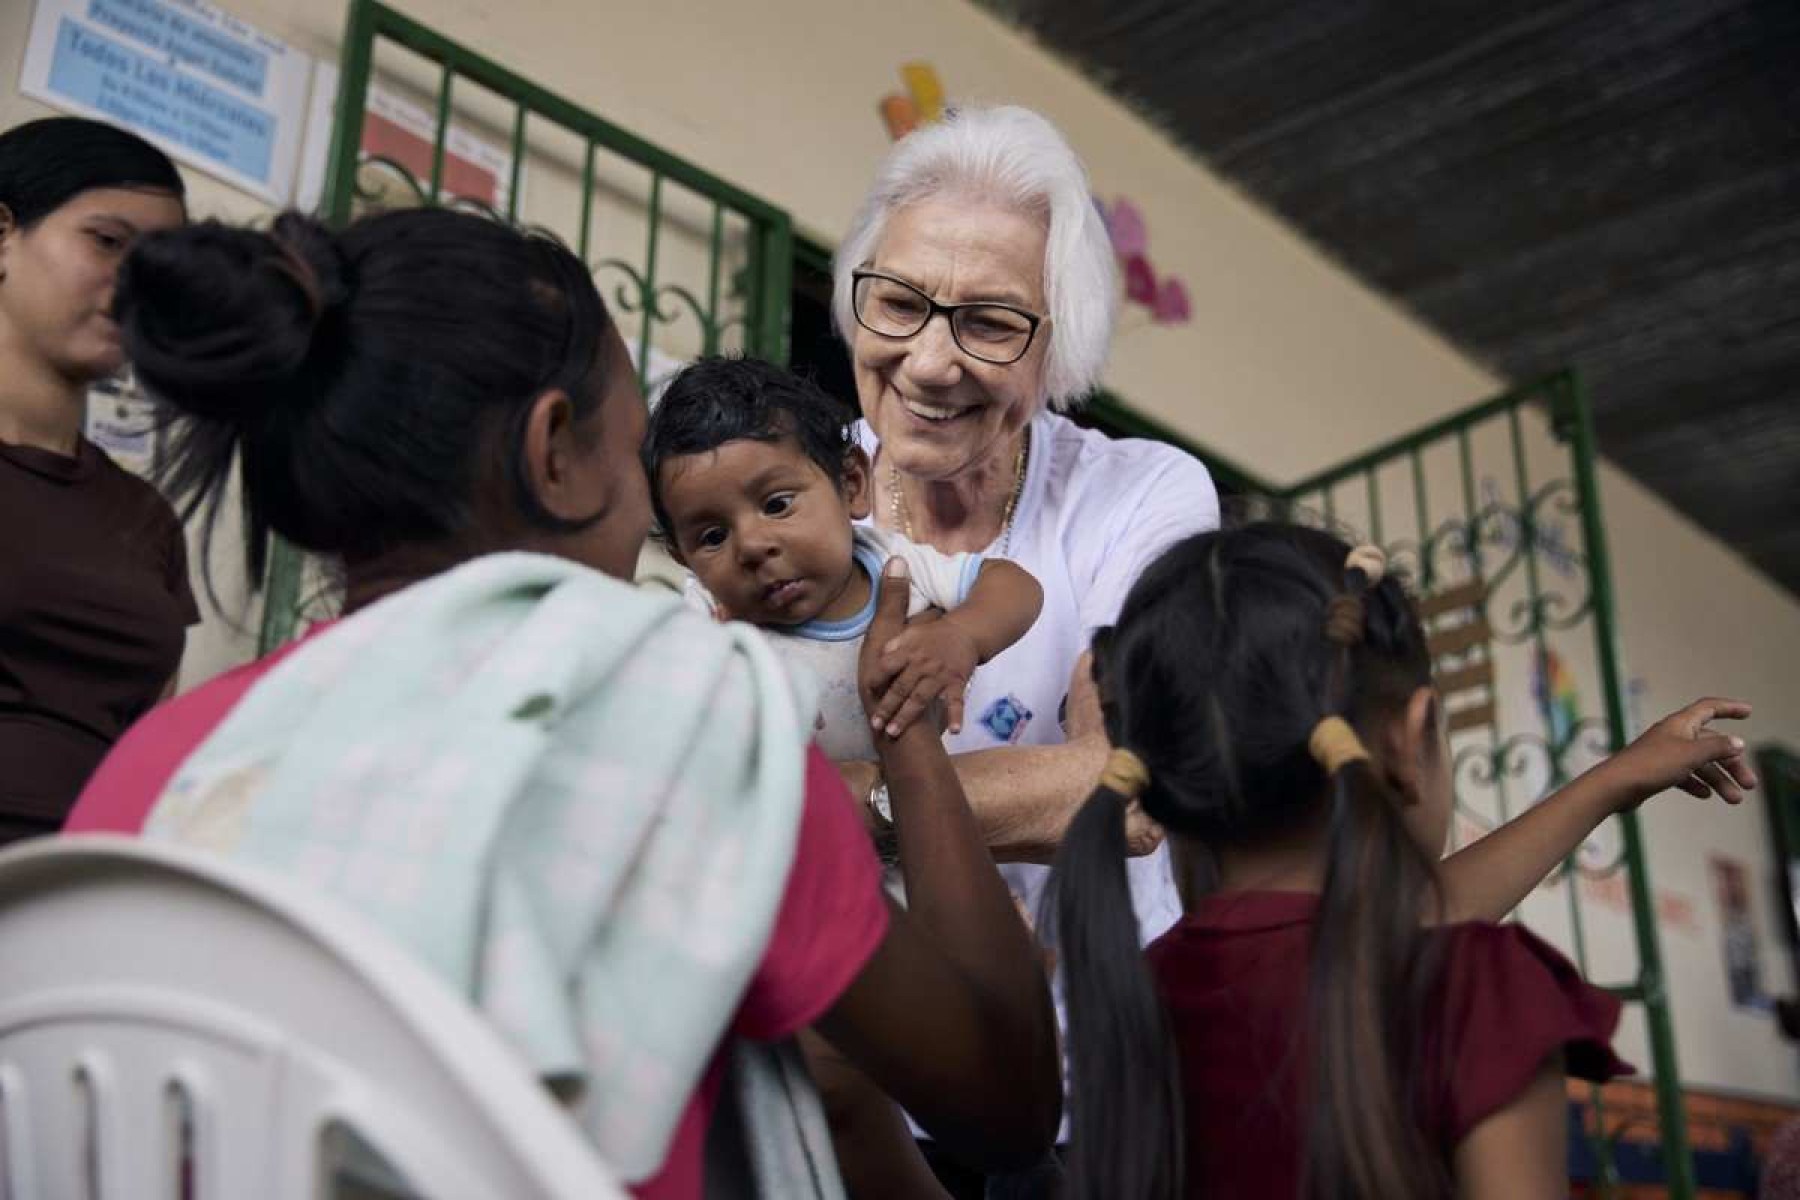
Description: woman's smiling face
851,195,1049,483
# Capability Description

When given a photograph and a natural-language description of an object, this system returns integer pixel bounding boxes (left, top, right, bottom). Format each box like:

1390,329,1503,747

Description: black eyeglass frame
849,269,1046,365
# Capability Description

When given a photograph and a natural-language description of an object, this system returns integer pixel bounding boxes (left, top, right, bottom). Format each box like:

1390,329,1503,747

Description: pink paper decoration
1123,254,1157,306
1095,194,1191,324
1153,276,1191,324
1107,198,1149,258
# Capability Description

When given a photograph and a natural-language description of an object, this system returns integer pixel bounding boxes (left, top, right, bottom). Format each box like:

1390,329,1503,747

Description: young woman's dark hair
641,353,855,537
114,207,614,581
0,117,185,224
1048,521,1446,1200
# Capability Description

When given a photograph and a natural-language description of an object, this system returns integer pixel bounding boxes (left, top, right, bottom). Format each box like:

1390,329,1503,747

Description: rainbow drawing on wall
1533,645,1581,750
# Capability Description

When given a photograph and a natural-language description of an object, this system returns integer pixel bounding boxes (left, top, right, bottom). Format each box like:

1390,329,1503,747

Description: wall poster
20,0,314,203
1712,855,1771,1012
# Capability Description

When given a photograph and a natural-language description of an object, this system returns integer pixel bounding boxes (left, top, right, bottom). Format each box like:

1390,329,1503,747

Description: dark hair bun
117,213,350,424
268,211,351,316
128,204,611,589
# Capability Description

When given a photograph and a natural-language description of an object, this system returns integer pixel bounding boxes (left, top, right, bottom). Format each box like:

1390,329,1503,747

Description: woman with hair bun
65,205,1060,1198
0,117,191,842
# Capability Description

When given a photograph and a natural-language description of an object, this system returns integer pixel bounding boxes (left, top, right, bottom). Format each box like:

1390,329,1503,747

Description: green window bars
257,0,793,651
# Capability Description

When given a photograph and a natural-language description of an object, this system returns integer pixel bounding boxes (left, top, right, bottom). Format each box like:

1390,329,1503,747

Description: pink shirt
67,634,891,1200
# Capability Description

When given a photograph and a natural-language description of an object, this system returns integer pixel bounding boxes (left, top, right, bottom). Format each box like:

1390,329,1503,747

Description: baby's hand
868,617,982,738
1601,697,1756,809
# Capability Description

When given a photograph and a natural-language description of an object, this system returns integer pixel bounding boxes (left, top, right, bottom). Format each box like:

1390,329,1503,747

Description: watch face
873,783,894,824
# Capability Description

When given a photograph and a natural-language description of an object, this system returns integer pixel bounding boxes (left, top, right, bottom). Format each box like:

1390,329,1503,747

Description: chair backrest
0,836,624,1200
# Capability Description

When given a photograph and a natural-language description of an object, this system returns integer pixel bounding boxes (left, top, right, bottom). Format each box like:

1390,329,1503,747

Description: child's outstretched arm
865,559,1043,738
1438,697,1757,923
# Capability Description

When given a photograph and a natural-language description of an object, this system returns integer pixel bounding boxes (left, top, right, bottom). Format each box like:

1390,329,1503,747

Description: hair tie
1345,544,1387,585
1099,747,1150,800
1324,544,1387,645
266,239,324,324
1324,595,1365,645
1309,716,1370,776
266,215,352,337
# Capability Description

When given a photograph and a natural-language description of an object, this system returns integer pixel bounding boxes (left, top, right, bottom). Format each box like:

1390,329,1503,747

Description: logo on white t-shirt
979,694,1034,744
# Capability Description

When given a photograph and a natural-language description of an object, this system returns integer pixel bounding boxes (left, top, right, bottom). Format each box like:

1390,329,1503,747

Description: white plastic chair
0,835,625,1200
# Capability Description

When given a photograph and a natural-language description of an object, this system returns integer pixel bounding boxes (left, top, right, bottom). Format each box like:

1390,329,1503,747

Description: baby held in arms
643,356,1043,782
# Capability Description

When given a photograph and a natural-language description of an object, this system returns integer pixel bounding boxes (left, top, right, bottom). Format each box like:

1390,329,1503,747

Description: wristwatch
867,777,894,829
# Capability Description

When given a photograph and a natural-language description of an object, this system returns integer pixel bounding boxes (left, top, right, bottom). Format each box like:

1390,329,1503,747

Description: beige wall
1605,462,1800,1095
8,0,1799,1098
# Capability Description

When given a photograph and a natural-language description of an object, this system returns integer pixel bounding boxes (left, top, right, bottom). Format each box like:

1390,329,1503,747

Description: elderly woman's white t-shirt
860,408,1221,945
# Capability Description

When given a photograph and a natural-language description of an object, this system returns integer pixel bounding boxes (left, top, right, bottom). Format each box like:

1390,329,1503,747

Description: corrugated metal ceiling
979,0,1800,596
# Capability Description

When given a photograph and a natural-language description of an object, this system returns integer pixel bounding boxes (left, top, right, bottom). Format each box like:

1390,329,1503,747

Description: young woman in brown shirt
0,117,195,842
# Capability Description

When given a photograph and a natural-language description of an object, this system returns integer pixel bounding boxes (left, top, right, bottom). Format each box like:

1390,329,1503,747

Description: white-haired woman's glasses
851,269,1044,366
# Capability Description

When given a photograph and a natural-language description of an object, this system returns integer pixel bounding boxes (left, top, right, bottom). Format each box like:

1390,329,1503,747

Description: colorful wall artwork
873,68,1191,326
1098,195,1190,325
878,61,945,140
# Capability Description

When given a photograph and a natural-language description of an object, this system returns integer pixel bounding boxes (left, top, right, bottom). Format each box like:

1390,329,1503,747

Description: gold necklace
888,426,1030,555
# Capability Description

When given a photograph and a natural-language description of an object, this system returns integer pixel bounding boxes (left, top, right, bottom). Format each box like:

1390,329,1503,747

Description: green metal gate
1278,371,1694,1195
257,0,794,649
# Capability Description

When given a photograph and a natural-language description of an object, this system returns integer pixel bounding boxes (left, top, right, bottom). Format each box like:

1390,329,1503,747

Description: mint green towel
147,552,820,1183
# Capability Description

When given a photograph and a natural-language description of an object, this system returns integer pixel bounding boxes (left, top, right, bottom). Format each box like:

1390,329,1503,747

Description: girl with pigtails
1050,522,1756,1199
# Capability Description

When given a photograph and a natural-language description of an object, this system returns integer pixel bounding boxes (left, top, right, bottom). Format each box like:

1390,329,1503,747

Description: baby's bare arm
868,561,1044,736
945,559,1043,663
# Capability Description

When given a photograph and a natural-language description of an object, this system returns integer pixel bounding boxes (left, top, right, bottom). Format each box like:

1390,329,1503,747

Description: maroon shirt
1146,891,1630,1197
0,437,197,837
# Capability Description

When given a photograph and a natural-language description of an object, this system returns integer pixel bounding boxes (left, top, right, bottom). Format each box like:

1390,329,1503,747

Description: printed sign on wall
19,0,313,203
1711,856,1771,1012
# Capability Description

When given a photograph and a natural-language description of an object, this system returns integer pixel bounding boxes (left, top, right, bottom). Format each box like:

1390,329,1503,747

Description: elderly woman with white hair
823,104,1218,1196
836,103,1211,947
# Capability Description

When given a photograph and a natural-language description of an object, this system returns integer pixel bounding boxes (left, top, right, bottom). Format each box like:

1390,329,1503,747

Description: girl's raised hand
1605,697,1756,809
